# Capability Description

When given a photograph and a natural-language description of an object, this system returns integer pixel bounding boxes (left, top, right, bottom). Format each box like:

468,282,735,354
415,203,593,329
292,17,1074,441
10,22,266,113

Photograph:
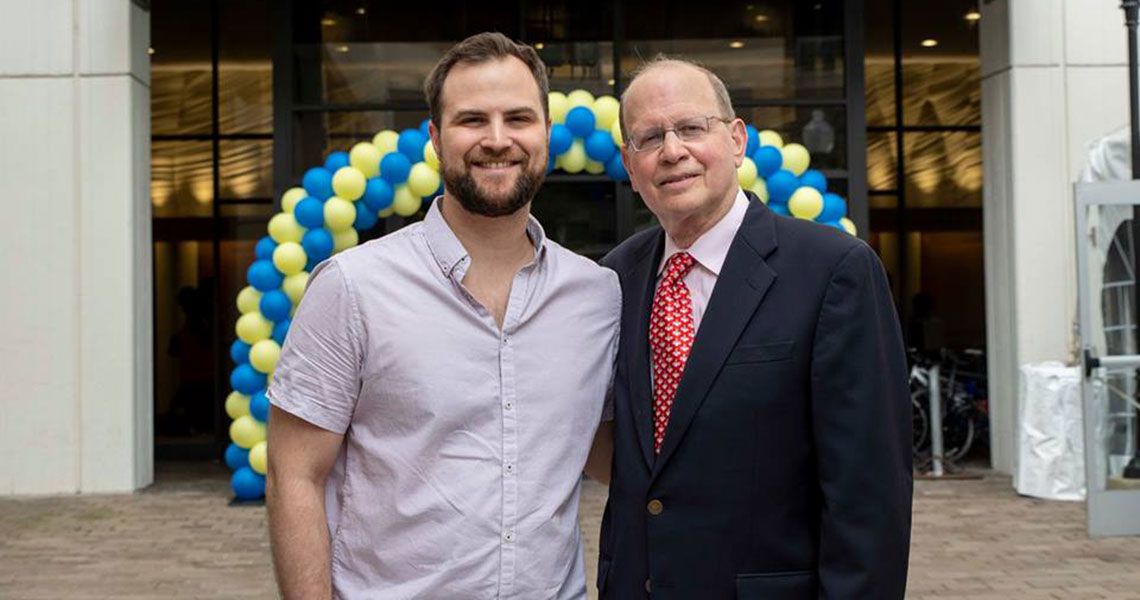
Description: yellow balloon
324,197,356,232
373,130,399,155
549,91,569,124
249,339,282,374
249,441,268,475
407,162,442,197
333,228,359,252
392,185,420,217
282,272,309,304
593,95,620,130
560,140,588,173
758,129,784,149
840,217,857,236
378,206,395,218
737,157,758,188
749,179,769,203
781,143,810,176
230,415,266,449
332,166,367,201
423,141,439,170
225,391,251,420
268,212,304,244
236,312,273,344
272,242,308,276
349,142,381,178
585,159,605,174
788,187,824,220
610,119,623,146
280,187,307,214
566,89,595,109
236,286,262,314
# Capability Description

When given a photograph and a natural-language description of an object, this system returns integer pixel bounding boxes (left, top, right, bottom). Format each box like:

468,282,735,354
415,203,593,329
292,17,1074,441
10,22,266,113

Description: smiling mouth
473,160,522,170
659,173,699,186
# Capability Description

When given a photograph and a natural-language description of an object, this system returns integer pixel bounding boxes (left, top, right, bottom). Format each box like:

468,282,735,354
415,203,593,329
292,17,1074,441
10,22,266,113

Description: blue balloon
230,339,251,365
397,128,428,163
294,197,325,229
819,192,848,222
231,467,266,500
249,390,270,422
324,151,350,172
585,129,616,162
768,201,791,217
800,169,828,193
272,319,291,346
565,106,596,138
224,443,250,471
380,152,413,184
301,228,334,264
745,125,759,156
254,236,276,261
302,167,334,200
766,169,799,204
361,177,394,213
754,145,783,178
604,152,628,182
247,259,283,292
550,124,574,155
231,363,268,394
259,290,292,323
354,201,379,231
419,118,431,138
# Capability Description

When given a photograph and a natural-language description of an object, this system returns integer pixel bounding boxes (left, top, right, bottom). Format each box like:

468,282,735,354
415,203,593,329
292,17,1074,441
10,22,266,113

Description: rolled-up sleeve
267,258,364,434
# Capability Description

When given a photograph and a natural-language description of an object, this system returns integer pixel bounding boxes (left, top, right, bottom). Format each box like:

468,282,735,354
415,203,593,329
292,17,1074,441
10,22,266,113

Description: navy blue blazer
598,194,912,599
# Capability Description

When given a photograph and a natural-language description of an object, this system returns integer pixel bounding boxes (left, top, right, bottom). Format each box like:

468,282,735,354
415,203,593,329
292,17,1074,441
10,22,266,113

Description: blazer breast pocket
725,340,795,365
735,570,816,600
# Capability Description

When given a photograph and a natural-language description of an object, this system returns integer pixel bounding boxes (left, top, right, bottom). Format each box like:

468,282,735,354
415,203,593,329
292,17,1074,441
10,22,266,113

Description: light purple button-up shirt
268,200,620,599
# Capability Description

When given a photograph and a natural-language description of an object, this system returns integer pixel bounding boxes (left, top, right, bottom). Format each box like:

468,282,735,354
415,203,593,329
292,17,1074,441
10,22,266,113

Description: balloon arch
222,89,856,500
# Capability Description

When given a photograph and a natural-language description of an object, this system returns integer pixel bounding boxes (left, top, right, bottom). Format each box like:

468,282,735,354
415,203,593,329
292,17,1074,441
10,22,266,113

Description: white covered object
1016,362,1085,500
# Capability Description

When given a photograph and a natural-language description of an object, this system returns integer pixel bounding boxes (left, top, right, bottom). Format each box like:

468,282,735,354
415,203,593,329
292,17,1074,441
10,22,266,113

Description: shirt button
504,531,515,543
505,401,513,410
647,499,664,515
505,462,515,474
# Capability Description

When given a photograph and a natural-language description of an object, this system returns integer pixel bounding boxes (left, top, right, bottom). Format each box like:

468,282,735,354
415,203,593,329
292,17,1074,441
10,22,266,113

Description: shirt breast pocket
725,340,795,365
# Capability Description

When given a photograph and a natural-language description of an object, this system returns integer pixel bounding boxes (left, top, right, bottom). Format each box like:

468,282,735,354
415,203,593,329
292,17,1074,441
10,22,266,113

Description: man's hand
266,406,345,600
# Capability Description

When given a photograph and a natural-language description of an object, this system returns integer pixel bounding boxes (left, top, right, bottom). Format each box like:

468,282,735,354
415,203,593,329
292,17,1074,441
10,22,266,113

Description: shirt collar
423,197,549,278
658,188,749,277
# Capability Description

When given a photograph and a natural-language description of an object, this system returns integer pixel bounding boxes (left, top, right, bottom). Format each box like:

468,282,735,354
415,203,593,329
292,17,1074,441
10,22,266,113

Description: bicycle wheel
942,402,976,461
911,393,929,454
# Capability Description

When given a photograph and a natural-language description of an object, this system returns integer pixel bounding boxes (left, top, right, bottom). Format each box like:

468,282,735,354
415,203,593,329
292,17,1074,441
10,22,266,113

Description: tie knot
663,252,695,283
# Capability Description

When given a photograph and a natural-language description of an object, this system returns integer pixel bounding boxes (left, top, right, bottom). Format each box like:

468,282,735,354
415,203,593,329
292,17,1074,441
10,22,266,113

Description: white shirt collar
658,188,749,277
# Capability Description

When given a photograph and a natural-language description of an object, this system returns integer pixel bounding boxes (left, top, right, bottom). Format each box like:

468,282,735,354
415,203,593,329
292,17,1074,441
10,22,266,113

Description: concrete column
0,0,152,494
980,0,1127,473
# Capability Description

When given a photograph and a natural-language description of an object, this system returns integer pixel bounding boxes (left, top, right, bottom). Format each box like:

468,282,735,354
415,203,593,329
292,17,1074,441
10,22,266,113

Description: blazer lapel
652,198,778,479
622,230,665,471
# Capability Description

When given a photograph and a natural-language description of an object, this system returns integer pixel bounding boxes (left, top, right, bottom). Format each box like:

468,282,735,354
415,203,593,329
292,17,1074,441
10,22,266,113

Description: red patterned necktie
649,251,696,453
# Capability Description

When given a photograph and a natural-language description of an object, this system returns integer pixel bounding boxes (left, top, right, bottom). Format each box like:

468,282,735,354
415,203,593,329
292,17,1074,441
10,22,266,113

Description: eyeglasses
626,115,733,152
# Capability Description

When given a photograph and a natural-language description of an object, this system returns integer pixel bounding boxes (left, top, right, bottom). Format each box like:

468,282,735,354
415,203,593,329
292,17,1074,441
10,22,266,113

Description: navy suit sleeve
810,242,912,599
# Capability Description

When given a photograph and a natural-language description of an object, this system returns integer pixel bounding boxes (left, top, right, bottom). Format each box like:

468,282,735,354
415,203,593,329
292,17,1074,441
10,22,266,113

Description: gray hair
618,55,736,140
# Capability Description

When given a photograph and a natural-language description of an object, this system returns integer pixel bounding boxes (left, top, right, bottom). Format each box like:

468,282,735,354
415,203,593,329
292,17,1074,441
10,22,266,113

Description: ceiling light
921,39,938,48
607,79,615,86
729,41,745,49
147,47,155,55
321,18,336,26
755,14,769,23
535,42,545,50
965,11,981,22
356,7,366,15
335,45,350,53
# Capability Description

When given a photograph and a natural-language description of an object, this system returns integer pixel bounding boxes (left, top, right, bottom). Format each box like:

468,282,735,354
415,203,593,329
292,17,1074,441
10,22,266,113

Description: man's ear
620,144,638,194
428,119,442,159
729,118,747,168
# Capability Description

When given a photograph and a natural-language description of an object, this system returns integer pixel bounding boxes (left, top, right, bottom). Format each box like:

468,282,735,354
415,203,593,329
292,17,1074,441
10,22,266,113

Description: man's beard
442,153,546,218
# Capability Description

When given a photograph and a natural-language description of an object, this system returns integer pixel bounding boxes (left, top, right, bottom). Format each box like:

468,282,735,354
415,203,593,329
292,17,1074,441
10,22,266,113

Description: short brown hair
424,32,549,127
618,55,736,140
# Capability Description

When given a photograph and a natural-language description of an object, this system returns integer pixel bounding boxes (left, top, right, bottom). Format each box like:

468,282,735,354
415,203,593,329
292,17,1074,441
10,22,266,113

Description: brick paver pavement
2,462,1140,599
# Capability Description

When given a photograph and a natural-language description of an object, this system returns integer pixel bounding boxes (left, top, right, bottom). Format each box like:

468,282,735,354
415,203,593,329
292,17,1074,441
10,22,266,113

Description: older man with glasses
594,56,913,599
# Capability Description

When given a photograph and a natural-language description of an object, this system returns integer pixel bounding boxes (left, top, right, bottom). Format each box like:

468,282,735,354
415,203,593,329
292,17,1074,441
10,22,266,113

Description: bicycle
909,348,989,464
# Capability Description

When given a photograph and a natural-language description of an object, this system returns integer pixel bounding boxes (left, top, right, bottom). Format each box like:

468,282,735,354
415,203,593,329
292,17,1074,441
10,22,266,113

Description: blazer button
647,499,663,515
645,578,652,593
